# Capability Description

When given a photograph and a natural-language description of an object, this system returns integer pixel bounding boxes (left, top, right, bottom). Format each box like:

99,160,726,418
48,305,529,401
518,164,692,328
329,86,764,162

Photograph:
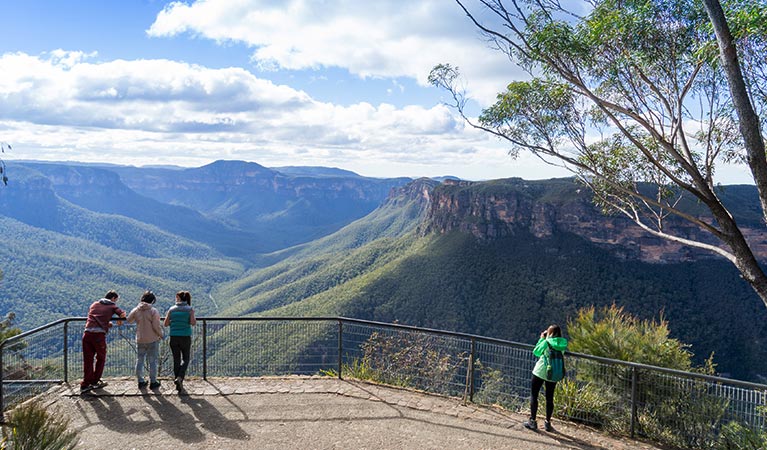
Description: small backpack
545,345,566,382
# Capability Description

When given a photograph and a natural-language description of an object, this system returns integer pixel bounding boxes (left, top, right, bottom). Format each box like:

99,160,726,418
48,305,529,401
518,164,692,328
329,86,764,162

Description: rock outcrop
421,178,767,263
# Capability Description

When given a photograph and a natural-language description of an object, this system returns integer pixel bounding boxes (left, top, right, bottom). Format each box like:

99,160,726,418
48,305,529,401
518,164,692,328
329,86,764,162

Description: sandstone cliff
420,178,767,263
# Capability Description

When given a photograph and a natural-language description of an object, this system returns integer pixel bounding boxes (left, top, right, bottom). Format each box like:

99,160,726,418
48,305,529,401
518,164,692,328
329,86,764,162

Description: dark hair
140,290,156,304
105,290,119,300
546,324,562,338
176,291,191,306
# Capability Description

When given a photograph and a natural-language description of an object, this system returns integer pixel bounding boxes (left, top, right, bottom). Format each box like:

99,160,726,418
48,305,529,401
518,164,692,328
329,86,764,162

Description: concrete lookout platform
34,376,663,450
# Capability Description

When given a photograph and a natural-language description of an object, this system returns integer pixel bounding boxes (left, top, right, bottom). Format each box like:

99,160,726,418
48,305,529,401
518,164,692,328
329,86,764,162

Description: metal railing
2,316,765,448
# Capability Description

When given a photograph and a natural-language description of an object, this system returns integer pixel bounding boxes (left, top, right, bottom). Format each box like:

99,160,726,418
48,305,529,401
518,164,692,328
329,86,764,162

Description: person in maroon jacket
81,290,126,393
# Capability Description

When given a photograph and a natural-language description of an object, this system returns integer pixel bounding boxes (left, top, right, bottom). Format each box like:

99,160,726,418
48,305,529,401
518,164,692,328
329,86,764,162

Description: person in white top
127,290,164,389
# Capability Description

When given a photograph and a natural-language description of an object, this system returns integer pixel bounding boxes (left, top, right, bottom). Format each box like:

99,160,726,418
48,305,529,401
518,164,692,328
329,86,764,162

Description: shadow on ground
41,377,663,450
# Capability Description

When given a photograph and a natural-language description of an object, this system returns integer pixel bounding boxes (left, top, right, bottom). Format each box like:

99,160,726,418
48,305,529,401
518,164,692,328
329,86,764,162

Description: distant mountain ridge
272,166,363,178
0,165,217,259
14,160,412,257
109,160,410,249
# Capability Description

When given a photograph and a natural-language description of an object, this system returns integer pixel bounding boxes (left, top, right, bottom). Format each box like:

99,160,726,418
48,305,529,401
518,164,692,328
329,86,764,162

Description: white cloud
1,50,544,179
19,0,740,183
147,0,520,104
0,51,311,131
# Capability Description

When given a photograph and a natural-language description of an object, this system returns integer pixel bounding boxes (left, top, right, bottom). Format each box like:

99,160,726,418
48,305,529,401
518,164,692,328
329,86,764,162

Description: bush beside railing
2,317,765,449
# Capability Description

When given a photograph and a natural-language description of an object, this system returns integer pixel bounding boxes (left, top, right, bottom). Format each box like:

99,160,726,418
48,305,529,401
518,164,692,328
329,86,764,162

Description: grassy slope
0,216,244,327
213,190,428,313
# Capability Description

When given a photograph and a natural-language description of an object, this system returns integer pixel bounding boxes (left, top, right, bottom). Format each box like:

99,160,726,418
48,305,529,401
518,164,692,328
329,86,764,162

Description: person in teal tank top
163,291,196,391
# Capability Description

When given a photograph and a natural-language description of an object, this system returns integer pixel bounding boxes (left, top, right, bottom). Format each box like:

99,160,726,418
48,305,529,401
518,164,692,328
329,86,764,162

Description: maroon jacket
84,299,126,333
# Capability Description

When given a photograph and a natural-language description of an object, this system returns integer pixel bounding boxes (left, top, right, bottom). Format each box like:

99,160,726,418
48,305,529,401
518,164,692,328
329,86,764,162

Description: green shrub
1,401,78,450
330,357,381,382
327,330,469,396
0,313,24,352
566,305,729,448
356,330,467,395
554,378,623,431
567,304,693,370
472,359,525,410
714,421,767,450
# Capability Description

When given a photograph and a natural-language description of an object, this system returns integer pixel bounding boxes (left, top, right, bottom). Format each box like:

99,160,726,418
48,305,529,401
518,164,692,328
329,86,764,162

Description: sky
0,0,753,182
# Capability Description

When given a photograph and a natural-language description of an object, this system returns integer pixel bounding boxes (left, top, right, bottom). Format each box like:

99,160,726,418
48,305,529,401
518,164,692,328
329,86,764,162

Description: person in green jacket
524,324,568,432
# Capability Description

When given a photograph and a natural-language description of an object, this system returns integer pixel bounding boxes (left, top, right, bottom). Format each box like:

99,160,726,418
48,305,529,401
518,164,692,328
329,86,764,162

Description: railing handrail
0,317,76,350
4,315,764,391
335,316,767,391
2,314,766,443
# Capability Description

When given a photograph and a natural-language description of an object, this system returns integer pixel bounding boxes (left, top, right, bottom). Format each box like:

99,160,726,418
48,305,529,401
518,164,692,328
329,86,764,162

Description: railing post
469,338,476,402
63,321,69,383
630,366,638,438
202,319,208,381
337,321,343,380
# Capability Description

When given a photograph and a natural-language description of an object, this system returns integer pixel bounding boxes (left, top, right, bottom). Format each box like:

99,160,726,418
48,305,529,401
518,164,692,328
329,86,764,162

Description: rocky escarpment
384,177,439,209
422,178,767,263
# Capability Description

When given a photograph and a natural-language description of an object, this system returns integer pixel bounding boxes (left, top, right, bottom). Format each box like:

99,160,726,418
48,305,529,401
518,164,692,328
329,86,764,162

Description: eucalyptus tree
430,0,767,308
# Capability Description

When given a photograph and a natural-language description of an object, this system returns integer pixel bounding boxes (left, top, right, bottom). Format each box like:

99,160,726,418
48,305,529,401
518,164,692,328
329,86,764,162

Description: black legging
170,336,191,380
530,374,557,421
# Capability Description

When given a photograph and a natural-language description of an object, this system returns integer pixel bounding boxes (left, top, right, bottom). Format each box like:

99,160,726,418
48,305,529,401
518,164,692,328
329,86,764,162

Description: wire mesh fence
2,316,766,448
470,340,535,411
1,320,68,414
340,321,471,398
60,318,340,382
201,319,338,377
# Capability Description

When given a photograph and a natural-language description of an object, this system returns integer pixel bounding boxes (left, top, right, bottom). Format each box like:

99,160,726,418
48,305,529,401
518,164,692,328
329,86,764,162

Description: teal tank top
167,303,193,337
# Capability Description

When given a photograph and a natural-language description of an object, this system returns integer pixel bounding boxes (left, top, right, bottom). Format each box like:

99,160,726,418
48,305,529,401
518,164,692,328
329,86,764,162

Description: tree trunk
702,0,767,223
721,232,767,311
708,200,767,309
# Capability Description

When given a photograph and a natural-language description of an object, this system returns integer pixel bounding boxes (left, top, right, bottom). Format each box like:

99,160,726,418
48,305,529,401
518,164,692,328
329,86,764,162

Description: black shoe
174,377,183,391
149,381,161,390
138,381,149,389
90,380,108,390
544,420,553,432
524,419,537,430
80,384,93,394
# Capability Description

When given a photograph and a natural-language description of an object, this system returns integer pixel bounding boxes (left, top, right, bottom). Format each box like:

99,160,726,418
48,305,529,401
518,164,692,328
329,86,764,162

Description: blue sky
0,0,752,182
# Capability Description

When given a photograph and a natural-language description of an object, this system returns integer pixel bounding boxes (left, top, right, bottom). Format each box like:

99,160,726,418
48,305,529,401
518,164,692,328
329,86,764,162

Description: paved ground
35,376,665,450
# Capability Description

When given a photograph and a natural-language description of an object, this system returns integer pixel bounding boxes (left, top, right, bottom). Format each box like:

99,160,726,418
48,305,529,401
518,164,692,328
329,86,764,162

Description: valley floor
39,376,664,450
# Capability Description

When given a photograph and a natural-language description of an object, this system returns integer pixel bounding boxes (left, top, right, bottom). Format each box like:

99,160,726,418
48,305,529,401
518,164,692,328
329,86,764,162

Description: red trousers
82,332,107,387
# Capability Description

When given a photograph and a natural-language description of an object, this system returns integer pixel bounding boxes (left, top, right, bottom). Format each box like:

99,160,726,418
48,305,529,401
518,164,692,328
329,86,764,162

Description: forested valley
1,161,765,381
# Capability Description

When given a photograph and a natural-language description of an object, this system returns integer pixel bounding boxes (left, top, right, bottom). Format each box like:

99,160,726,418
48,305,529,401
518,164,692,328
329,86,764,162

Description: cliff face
422,178,767,263
385,177,439,209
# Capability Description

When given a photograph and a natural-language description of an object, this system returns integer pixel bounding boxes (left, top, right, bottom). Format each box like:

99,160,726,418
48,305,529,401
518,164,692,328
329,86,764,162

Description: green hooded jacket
532,336,568,381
